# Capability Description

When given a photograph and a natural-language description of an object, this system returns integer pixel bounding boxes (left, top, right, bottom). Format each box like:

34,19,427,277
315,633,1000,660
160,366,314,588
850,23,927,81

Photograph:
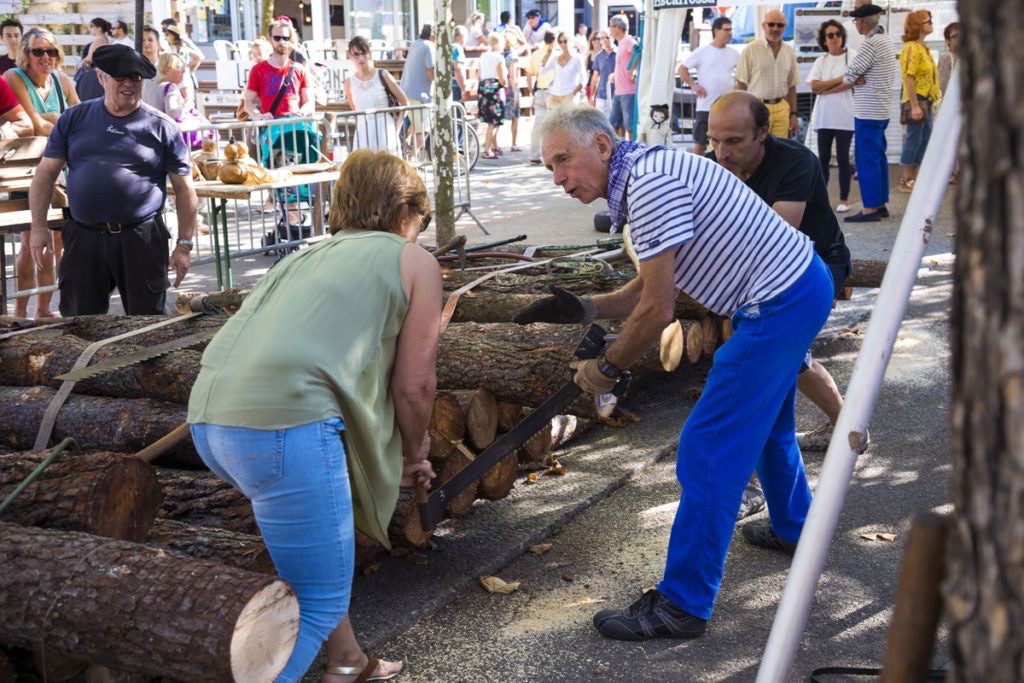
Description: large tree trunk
145,518,275,574
946,5,1024,678
0,333,201,404
437,323,664,418
62,314,225,346
0,451,162,542
0,386,201,467
155,467,257,534
446,290,716,323
0,521,298,682
441,269,635,295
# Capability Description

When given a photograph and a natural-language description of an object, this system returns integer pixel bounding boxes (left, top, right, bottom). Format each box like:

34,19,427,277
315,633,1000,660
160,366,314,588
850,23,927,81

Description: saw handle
135,422,191,463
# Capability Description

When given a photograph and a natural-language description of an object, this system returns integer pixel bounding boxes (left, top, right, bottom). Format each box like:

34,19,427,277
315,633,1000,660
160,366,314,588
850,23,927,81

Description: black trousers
58,216,170,316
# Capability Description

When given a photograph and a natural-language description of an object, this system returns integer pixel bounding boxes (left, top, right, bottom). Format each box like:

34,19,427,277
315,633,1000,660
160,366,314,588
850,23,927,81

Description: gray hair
536,103,619,149
453,25,467,39
860,14,880,30
609,15,629,32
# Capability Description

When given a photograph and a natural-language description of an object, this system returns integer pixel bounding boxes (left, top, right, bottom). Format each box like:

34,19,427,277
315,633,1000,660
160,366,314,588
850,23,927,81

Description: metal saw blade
53,329,218,382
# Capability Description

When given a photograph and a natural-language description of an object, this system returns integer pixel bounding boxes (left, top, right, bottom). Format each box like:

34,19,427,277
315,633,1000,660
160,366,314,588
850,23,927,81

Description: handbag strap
267,63,295,117
378,68,398,106
52,72,66,112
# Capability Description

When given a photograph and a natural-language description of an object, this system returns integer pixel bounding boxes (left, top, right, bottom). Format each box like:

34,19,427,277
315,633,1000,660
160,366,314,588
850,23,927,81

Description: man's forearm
173,187,197,240
604,297,674,370
29,170,59,232
592,276,645,320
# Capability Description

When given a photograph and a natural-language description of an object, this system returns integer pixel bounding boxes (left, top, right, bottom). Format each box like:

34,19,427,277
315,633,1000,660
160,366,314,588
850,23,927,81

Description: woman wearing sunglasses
897,10,939,193
539,31,586,108
189,149,439,683
808,20,856,213
5,28,78,136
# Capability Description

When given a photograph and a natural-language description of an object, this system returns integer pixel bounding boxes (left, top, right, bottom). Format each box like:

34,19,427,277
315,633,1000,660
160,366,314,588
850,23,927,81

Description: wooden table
186,168,339,289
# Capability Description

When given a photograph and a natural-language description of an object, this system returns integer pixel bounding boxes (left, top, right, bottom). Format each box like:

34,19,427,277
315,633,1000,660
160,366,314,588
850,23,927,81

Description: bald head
763,8,786,44
710,92,769,134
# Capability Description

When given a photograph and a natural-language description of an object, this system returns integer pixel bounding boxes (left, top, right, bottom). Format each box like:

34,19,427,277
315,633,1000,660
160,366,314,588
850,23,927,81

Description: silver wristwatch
175,238,194,251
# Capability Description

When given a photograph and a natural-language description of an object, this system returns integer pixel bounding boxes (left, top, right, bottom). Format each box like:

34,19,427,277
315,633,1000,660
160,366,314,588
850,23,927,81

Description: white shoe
836,202,850,213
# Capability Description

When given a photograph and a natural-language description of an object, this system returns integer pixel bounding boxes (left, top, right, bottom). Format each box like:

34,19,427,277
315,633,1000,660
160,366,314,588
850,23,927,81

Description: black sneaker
741,520,797,556
593,589,707,641
879,206,890,218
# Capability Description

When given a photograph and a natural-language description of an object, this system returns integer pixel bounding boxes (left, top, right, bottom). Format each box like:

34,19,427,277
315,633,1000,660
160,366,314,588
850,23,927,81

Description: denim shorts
610,94,635,133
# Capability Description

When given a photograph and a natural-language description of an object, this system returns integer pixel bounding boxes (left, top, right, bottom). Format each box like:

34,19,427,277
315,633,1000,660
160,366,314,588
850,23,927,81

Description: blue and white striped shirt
624,147,814,316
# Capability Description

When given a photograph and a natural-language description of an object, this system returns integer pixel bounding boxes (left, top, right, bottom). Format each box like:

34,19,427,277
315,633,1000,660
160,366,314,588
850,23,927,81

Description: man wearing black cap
842,3,896,222
27,43,198,316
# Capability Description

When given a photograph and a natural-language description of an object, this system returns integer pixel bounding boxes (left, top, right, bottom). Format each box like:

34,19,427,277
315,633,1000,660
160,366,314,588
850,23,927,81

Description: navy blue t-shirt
45,100,190,225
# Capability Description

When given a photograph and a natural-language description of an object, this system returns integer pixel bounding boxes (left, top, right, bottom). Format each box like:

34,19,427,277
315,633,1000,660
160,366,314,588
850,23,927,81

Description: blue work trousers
190,417,355,683
657,256,834,620
853,117,890,210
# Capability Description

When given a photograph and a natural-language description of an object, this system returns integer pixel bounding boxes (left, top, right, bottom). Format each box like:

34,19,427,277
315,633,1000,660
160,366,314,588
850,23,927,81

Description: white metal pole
755,71,962,682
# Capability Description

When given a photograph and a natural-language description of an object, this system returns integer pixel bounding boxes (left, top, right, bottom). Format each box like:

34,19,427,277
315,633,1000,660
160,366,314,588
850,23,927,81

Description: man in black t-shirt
708,91,852,458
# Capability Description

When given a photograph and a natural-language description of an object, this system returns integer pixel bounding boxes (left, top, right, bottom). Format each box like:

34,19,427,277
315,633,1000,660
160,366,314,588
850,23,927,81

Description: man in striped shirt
842,4,896,222
517,105,835,640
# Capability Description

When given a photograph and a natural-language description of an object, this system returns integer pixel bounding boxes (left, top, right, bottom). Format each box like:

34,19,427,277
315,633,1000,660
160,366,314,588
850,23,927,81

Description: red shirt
0,76,20,116
245,59,308,117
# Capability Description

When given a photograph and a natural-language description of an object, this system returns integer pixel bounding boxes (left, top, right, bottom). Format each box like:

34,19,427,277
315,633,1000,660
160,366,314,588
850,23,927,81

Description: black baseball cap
849,4,884,18
92,44,157,79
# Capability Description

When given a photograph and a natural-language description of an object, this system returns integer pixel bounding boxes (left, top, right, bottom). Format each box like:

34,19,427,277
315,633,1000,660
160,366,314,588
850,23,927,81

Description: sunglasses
271,35,291,42
825,32,842,38
29,48,59,58
765,22,786,29
110,74,143,82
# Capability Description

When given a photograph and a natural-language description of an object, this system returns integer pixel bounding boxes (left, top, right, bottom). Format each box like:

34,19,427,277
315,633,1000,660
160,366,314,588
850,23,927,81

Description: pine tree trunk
155,467,257,534
0,521,298,682
145,518,275,574
0,386,201,467
0,451,162,542
946,3,1024,678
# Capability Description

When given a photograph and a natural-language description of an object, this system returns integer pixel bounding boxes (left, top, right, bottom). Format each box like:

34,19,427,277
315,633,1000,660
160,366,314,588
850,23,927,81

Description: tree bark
848,258,886,289
446,290,715,324
62,314,225,346
946,5,1024,678
0,386,202,468
146,518,275,574
0,333,201,404
0,451,162,542
437,323,662,418
155,467,257,534
0,521,298,682
441,269,635,295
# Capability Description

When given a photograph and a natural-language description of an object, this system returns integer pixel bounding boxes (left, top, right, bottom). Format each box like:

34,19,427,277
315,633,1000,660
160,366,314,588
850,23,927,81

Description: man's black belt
762,97,784,105
69,213,158,233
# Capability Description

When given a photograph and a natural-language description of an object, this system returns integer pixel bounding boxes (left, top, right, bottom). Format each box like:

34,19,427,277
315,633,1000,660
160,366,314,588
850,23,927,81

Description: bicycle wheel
458,125,480,171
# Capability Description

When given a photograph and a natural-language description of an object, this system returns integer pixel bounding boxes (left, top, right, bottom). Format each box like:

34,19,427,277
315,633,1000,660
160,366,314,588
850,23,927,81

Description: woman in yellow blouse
898,10,939,192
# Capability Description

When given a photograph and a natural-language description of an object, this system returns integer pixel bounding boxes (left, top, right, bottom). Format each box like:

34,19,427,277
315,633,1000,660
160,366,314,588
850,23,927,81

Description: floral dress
478,51,505,125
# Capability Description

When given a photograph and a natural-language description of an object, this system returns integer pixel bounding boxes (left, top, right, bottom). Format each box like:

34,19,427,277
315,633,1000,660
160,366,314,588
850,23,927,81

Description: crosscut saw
417,323,631,531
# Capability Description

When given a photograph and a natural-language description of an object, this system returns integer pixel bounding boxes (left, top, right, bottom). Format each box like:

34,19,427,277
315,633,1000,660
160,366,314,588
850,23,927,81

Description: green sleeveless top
188,230,410,547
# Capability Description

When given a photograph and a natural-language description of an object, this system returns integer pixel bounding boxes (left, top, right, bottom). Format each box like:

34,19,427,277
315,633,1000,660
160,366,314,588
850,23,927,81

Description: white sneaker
836,202,850,213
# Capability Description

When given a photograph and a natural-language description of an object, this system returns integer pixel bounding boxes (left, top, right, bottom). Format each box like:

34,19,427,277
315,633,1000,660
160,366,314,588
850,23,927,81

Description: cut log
388,486,432,548
0,332,201,404
146,518,275,574
551,414,590,449
849,259,885,289
496,401,524,432
437,323,664,418
452,389,499,450
518,412,554,470
478,453,518,500
155,467,257,534
660,321,685,372
438,440,478,517
0,521,298,682
429,392,465,462
700,316,720,357
681,319,704,364
0,451,162,542
0,386,201,467
446,290,713,324
721,317,733,342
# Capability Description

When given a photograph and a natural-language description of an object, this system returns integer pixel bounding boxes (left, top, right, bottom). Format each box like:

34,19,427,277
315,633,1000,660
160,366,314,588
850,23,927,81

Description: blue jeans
900,99,933,166
610,93,635,135
190,418,355,683
853,118,889,210
657,255,834,620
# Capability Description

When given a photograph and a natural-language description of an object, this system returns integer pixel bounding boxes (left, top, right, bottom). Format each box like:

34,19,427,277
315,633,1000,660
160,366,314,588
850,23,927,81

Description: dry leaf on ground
480,575,521,594
860,532,897,542
529,543,553,556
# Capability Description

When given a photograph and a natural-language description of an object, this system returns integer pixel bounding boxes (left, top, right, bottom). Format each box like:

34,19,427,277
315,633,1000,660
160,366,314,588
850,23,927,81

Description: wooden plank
0,207,61,228
0,136,48,162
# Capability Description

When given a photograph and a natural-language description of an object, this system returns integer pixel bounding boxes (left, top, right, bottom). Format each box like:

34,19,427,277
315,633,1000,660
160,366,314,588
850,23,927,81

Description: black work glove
513,285,597,324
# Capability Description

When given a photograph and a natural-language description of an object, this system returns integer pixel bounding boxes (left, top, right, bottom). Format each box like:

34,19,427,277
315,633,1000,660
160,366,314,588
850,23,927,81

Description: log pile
0,251,882,676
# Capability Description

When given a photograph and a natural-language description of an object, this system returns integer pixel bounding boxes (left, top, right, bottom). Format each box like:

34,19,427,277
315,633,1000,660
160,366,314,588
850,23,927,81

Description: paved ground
2,120,958,681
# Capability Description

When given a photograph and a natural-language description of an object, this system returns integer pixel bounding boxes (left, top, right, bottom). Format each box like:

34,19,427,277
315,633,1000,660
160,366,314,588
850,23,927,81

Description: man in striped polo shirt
517,105,835,640
842,4,896,222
